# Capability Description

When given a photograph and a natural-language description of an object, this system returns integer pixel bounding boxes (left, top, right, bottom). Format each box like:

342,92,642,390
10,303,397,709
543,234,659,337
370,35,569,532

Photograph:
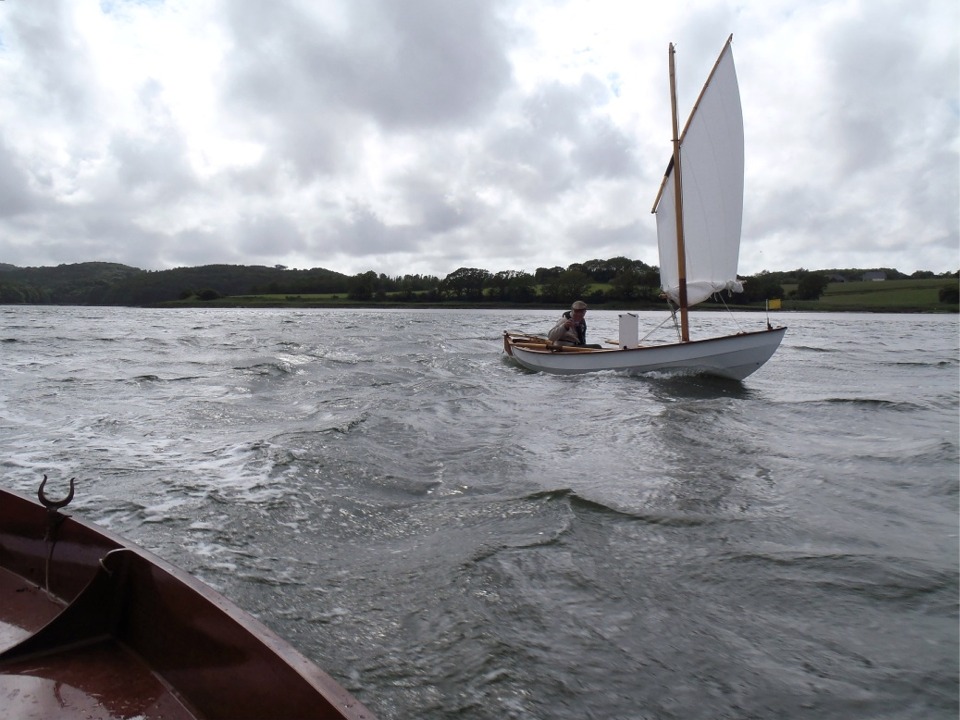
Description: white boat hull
504,326,786,381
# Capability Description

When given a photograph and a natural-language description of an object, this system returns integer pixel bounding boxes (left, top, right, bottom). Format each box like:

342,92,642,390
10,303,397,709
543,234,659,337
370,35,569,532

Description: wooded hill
0,260,957,311
0,262,349,305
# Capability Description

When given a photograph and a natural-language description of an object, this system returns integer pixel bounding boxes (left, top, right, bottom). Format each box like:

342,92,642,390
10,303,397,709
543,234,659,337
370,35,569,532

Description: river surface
1,306,957,719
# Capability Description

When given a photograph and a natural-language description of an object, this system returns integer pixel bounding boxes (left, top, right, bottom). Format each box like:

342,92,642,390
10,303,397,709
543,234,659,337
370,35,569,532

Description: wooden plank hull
0,485,375,720
504,326,786,381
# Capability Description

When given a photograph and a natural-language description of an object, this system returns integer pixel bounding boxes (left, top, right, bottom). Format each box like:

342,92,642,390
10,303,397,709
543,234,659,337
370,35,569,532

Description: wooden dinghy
503,324,785,380
501,37,786,382
0,479,375,720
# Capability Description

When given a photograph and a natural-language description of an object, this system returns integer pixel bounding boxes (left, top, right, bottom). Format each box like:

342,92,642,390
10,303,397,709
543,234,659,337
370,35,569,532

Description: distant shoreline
145,298,958,314
3,262,956,313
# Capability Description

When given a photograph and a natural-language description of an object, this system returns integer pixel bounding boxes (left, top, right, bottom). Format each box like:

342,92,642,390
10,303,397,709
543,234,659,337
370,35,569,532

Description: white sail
654,42,744,307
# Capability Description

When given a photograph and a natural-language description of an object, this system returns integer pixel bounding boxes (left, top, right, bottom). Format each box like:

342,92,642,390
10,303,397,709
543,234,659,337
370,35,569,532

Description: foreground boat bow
0,481,375,720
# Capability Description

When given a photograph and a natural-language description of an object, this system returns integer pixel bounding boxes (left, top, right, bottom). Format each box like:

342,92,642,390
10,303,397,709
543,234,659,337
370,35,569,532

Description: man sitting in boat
548,300,596,347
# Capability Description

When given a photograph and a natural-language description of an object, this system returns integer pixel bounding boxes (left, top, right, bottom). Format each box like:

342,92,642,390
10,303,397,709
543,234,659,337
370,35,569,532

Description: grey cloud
410,185,477,234
524,75,636,178
358,0,513,127
219,3,367,178
220,0,513,180
9,208,168,268
474,74,637,205
525,75,611,137
327,203,419,256
571,117,638,178
568,218,650,259
5,2,96,121
0,0,955,277
485,125,574,200
236,214,306,257
166,228,237,268
0,136,36,216
108,132,195,205
825,24,921,176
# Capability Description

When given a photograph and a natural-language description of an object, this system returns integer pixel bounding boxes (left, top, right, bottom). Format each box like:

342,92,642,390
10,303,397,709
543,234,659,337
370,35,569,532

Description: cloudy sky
0,0,956,279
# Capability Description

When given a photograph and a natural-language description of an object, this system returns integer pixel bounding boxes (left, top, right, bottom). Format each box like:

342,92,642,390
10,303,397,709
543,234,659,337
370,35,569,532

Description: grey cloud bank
0,0,956,278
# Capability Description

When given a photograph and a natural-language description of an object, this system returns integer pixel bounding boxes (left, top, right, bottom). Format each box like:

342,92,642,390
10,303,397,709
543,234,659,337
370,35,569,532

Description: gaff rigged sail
654,40,745,307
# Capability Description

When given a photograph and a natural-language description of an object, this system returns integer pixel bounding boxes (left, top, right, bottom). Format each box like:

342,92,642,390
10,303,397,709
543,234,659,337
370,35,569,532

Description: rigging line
640,312,678,344
716,293,746,333
665,300,683,342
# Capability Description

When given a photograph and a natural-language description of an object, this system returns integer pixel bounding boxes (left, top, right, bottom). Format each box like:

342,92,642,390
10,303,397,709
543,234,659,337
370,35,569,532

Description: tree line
344,258,665,304
0,259,956,306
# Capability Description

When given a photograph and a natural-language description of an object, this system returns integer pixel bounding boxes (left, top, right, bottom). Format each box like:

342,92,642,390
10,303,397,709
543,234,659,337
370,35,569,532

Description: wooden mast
668,43,690,342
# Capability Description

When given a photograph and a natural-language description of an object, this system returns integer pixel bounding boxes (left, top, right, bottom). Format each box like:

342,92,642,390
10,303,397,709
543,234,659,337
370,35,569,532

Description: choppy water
1,306,957,719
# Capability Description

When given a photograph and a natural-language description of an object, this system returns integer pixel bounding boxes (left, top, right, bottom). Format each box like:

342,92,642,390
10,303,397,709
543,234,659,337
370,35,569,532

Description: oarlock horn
38,475,75,510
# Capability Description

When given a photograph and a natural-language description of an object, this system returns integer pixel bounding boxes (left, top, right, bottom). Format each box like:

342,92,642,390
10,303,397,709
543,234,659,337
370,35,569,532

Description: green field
780,278,958,312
